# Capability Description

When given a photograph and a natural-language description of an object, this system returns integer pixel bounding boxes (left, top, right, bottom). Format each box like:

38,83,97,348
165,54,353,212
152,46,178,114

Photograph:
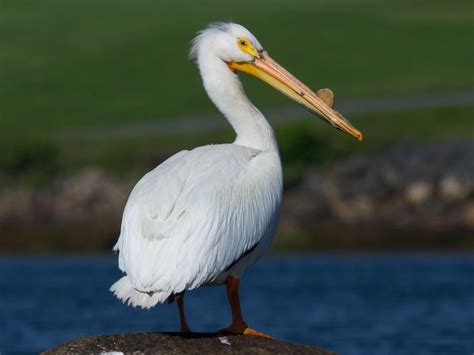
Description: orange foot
218,324,273,339
180,325,191,333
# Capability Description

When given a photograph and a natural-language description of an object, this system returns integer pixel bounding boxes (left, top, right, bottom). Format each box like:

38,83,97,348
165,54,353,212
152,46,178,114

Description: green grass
276,105,474,184
291,105,474,156
1,0,473,186
2,104,471,187
1,0,473,140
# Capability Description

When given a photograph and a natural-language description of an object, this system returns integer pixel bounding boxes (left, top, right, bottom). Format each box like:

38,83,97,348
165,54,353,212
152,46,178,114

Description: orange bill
227,51,363,141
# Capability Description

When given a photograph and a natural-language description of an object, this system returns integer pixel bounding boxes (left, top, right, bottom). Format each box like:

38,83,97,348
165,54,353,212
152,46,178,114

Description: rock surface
42,332,334,354
282,140,474,234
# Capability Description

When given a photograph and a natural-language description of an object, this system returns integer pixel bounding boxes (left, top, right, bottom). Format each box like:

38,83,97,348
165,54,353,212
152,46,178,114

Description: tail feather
110,276,171,309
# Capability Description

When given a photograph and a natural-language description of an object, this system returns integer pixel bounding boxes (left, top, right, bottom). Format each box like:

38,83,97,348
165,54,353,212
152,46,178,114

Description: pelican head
190,22,363,141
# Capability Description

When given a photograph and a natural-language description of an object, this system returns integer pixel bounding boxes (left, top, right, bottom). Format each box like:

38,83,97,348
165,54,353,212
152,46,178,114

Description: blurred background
1,0,473,354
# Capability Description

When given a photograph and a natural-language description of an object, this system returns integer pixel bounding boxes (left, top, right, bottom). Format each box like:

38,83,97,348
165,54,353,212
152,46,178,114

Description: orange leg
219,276,272,338
176,292,191,333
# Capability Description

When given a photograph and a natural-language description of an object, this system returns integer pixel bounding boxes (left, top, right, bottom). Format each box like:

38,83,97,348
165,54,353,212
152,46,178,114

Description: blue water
0,254,473,355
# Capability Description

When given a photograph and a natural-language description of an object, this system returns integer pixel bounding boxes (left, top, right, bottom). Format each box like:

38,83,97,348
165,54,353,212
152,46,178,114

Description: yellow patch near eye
237,37,261,59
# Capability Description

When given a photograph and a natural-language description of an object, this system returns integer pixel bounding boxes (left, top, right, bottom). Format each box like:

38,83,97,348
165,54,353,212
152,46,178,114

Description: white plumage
111,23,282,309
110,22,361,335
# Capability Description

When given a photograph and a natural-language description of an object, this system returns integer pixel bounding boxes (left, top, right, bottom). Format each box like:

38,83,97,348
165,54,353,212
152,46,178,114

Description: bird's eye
240,40,247,46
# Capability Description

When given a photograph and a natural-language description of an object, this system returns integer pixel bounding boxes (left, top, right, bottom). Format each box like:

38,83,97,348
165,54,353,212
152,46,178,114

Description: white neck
196,52,278,151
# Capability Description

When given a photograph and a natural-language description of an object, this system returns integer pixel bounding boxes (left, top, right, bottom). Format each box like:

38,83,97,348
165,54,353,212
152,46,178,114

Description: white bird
111,22,362,337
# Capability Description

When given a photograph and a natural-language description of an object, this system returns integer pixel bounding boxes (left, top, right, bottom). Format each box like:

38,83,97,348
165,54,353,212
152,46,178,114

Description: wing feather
114,144,282,298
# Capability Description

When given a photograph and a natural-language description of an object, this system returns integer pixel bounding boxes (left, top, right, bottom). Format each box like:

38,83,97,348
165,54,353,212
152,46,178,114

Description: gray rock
42,332,335,354
439,175,471,201
282,140,474,234
404,181,433,205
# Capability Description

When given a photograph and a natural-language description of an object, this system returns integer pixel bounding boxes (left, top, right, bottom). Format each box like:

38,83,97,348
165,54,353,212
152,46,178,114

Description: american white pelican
111,22,362,337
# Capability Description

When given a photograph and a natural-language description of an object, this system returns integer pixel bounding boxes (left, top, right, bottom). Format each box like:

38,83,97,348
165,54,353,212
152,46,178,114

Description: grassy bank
1,1,473,255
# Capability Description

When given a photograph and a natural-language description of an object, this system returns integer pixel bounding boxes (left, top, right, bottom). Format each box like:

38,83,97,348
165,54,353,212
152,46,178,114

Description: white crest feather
189,22,234,61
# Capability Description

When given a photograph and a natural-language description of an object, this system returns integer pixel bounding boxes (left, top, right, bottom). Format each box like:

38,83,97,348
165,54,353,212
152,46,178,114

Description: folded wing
113,144,282,303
